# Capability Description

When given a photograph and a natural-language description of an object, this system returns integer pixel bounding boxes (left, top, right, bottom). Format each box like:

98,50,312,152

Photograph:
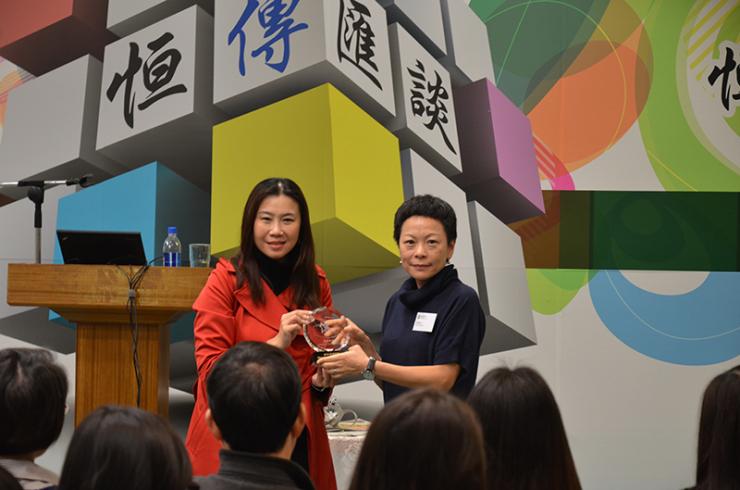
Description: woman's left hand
311,365,335,389
317,345,369,378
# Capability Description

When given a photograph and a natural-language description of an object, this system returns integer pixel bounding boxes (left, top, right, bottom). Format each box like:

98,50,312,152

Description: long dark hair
693,364,740,490
349,389,486,490
58,406,193,490
468,366,581,490
236,178,320,308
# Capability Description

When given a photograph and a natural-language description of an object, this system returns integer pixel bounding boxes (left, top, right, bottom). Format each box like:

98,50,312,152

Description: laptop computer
57,230,147,266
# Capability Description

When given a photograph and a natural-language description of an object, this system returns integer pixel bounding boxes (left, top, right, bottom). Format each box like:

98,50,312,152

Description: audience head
349,388,486,490
58,406,192,490
468,366,581,490
237,177,319,307
0,348,68,457
694,364,740,490
206,341,304,456
0,465,22,490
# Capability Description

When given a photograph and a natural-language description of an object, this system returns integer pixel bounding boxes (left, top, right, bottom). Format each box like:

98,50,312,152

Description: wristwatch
362,356,376,381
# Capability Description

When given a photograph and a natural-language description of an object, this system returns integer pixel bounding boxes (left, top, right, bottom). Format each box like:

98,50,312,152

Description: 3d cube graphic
96,6,223,190
54,162,210,266
213,0,395,122
0,56,125,202
107,0,214,37
52,162,210,341
0,0,117,75
333,148,479,333
388,23,461,177
377,0,446,57
212,83,404,284
439,0,495,86
453,78,544,223
468,202,537,355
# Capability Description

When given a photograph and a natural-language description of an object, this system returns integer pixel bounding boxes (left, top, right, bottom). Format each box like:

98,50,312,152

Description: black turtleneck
255,247,298,296
398,264,458,309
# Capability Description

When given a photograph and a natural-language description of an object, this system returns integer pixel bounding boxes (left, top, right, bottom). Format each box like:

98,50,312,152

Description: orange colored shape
0,70,26,126
528,25,651,175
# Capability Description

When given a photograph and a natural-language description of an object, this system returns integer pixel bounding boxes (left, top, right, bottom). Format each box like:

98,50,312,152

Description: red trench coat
185,259,337,490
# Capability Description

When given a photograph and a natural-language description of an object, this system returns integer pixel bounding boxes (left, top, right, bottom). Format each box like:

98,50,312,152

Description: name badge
412,312,437,332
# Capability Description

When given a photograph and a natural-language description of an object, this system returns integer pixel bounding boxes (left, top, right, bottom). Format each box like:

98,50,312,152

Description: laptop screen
56,230,147,266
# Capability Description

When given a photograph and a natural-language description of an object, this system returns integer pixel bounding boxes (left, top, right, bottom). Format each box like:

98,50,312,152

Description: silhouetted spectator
197,341,313,490
349,388,486,490
468,366,581,490
0,348,68,490
58,406,194,490
687,364,740,490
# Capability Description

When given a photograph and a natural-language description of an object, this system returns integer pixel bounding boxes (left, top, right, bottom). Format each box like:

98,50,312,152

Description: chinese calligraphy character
228,0,309,76
337,0,381,89
707,42,740,117
407,60,456,154
106,32,187,129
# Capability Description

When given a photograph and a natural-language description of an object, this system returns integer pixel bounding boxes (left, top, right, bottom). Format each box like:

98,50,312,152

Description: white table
328,429,367,490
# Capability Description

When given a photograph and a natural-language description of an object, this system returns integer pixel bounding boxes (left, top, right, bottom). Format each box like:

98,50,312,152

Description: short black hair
393,195,457,244
0,348,68,455
206,341,302,453
58,406,192,490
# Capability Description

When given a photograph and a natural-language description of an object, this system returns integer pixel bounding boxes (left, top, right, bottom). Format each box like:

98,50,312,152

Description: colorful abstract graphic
473,0,739,365
471,0,739,191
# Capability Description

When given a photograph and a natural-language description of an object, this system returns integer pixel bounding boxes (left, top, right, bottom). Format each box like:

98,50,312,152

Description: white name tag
412,312,437,332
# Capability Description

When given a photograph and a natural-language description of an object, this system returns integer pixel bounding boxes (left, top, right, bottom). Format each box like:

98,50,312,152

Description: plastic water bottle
163,226,182,267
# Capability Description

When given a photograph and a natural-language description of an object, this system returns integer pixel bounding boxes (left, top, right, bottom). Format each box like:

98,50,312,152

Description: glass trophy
304,306,349,360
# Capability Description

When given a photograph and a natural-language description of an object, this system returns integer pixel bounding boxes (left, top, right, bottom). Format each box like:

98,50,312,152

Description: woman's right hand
269,309,313,350
339,319,378,358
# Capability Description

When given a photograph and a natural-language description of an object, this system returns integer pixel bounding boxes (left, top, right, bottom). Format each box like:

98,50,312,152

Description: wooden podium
6,264,211,425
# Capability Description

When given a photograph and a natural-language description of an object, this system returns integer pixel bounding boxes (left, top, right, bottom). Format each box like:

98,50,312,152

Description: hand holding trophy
304,306,349,362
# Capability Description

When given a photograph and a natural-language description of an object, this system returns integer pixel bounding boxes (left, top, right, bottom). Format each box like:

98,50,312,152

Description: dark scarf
255,247,298,296
399,264,458,310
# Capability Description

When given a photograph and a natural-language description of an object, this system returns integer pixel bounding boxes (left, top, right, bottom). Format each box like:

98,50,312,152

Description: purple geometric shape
452,78,544,223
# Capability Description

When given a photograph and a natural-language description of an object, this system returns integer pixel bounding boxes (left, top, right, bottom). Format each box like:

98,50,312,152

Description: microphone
1,174,95,188
67,174,93,188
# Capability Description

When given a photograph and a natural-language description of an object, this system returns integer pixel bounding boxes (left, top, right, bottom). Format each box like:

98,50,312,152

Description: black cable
128,287,143,407
115,257,160,408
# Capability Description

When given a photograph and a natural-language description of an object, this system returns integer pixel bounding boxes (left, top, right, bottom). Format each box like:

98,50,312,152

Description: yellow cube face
211,84,404,283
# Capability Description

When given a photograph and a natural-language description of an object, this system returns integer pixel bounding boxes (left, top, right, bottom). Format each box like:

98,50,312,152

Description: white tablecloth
328,430,367,490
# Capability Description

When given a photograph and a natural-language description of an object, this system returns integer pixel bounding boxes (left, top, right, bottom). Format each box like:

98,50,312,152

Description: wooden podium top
7,263,212,324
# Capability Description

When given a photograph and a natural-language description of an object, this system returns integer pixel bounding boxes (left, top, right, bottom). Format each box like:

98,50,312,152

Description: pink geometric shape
0,0,116,76
453,78,545,223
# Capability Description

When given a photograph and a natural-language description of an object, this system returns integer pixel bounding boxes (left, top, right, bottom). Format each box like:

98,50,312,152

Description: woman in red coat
185,178,338,490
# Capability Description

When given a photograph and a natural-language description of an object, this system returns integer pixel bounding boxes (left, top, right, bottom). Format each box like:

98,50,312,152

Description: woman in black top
319,195,486,402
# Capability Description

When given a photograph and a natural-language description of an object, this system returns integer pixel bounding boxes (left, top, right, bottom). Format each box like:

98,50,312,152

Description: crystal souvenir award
304,306,349,359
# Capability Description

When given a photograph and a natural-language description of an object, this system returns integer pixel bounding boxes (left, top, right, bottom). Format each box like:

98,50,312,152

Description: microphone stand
0,175,93,263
